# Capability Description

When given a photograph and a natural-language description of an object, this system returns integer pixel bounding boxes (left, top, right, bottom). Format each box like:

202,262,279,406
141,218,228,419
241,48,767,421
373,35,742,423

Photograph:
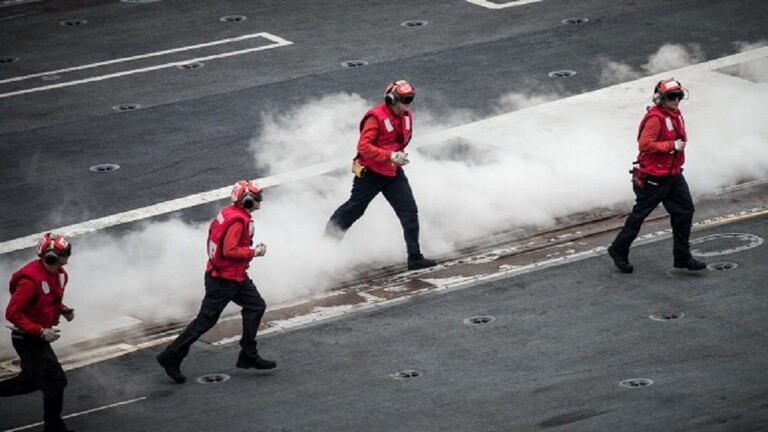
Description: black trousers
0,331,68,430
325,167,423,259
611,173,695,261
162,272,267,363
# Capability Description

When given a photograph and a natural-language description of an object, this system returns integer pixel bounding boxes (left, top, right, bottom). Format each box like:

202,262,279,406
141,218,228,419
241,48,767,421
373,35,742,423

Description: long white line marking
2,397,147,432
0,161,336,255
466,0,543,9
0,32,292,99
0,33,275,85
0,46,766,255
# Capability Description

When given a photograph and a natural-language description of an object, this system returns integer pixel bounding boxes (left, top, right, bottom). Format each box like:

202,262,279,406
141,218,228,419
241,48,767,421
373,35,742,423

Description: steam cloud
1,43,767,356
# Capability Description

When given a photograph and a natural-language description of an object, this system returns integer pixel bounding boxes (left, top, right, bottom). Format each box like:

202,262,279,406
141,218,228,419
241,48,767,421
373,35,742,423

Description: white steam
2,43,767,355
643,43,706,74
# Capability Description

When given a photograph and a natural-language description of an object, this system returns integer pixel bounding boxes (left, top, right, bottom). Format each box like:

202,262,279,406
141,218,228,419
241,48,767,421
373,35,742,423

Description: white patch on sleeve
216,212,225,224
405,116,411,130
383,118,394,132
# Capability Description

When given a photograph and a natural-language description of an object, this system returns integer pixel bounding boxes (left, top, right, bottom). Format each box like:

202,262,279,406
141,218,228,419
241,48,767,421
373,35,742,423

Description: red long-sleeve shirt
221,220,255,261
638,116,675,154
357,115,391,163
6,277,66,335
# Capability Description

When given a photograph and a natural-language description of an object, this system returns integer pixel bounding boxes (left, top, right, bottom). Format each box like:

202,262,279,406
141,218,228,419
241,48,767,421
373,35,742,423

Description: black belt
645,173,678,182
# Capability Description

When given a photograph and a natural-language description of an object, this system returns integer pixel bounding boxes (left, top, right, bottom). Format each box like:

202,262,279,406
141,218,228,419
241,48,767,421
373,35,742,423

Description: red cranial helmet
657,79,682,94
384,80,416,105
37,233,71,264
653,79,686,104
231,180,262,209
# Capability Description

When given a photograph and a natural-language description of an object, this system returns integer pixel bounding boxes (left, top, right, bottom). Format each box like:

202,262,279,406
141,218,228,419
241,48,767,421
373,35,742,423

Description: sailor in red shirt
157,180,276,384
1,233,75,432
325,80,437,271
608,79,706,273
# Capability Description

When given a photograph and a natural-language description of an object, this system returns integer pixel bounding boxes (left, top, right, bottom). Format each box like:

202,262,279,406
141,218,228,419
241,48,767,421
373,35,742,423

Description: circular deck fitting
196,373,230,384
391,369,423,380
41,74,61,81
690,233,763,257
463,315,496,325
121,0,161,3
0,56,19,64
708,262,738,271
89,163,120,173
619,378,654,388
60,19,87,26
341,60,368,68
401,20,428,27
562,17,589,24
177,62,204,70
548,70,577,78
649,312,684,322
112,103,141,112
219,15,247,23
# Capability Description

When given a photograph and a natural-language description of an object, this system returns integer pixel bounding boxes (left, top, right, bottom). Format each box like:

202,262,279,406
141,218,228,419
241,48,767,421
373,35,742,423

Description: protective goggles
664,91,685,100
52,245,72,257
396,95,415,104
245,192,263,202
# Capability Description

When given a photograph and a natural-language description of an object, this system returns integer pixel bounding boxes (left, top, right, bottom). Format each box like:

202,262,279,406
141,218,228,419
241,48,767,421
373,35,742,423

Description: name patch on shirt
383,118,394,132
665,117,674,131
41,281,50,294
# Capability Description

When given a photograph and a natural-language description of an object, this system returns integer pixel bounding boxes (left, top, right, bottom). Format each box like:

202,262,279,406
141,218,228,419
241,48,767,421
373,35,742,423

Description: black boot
43,427,74,432
236,352,276,370
407,256,437,271
43,419,74,432
608,246,634,273
674,257,707,271
157,352,186,384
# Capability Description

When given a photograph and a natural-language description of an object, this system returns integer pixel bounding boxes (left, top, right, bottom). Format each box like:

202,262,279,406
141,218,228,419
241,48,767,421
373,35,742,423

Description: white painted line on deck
0,46,766,255
0,33,281,85
2,396,147,432
466,0,543,9
0,32,292,99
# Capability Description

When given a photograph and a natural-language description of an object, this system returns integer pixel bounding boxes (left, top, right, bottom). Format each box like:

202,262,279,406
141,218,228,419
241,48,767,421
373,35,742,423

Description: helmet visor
246,192,263,202
663,90,685,101
396,95,414,104
58,245,72,257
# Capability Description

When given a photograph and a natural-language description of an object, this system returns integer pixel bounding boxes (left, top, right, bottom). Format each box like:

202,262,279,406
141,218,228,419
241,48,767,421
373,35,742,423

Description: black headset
385,82,398,106
241,191,262,209
40,233,71,265
242,194,255,209
44,250,58,265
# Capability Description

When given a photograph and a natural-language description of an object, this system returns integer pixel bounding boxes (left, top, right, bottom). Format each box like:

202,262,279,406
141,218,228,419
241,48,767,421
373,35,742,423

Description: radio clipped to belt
351,156,367,178
630,160,646,189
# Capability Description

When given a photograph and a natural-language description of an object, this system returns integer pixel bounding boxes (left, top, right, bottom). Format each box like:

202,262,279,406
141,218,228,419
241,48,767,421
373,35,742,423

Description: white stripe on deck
0,32,292,99
2,397,146,432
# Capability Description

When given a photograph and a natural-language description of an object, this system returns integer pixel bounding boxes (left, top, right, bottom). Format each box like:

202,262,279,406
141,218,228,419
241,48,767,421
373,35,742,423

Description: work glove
390,151,410,166
674,139,686,152
61,307,75,322
40,328,61,343
254,243,267,257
